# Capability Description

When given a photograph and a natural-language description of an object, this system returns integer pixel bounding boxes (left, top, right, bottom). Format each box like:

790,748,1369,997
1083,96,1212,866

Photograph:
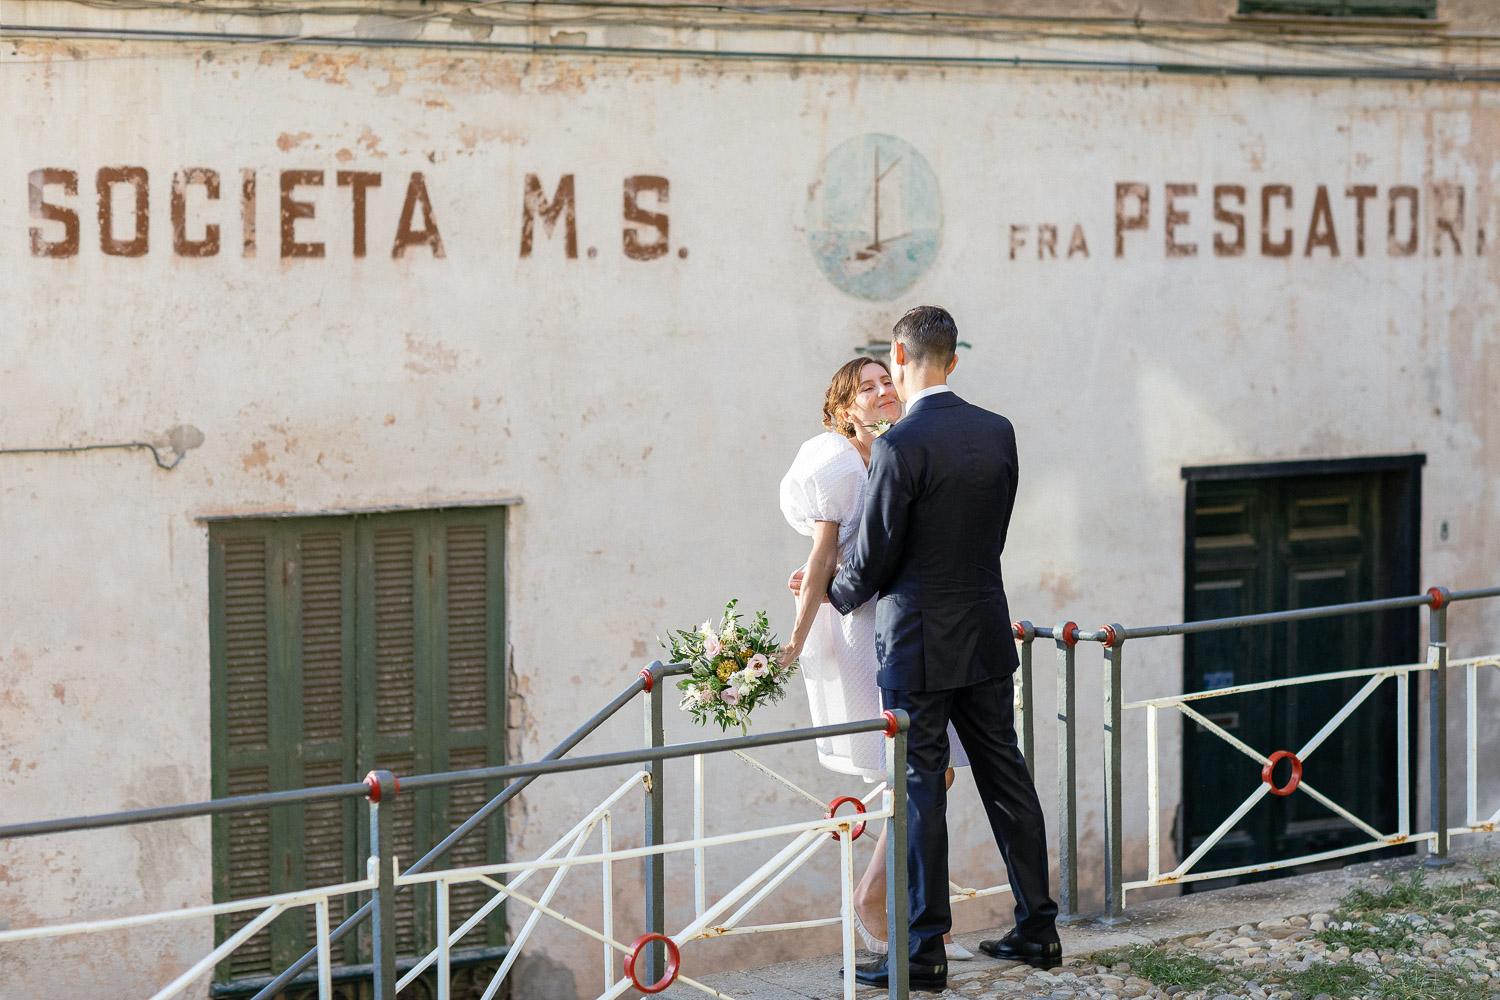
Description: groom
823,306,1060,989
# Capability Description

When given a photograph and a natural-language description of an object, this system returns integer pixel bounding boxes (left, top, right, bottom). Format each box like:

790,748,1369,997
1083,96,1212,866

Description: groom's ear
946,353,958,376
892,341,907,366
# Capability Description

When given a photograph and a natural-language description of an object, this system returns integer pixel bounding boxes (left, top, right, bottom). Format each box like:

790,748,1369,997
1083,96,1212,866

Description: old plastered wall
634,0,1496,29
2,14,1499,1000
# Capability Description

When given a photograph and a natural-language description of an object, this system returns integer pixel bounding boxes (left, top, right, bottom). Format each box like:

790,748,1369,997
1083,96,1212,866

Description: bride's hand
777,642,801,668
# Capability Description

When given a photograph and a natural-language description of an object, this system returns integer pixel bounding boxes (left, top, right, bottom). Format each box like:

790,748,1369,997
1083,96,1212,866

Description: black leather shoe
843,956,948,992
977,929,1063,969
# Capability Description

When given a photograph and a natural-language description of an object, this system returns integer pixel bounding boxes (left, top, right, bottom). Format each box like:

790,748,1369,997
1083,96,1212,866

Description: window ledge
197,495,524,521
1230,13,1447,32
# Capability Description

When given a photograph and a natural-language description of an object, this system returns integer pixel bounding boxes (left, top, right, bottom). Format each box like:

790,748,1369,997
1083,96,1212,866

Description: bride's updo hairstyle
822,356,892,438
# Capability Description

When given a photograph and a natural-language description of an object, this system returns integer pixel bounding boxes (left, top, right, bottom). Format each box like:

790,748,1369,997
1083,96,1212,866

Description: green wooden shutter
439,519,507,941
214,507,506,980
361,521,426,955
211,532,276,980
356,509,508,956
293,527,358,964
212,521,358,979
1239,0,1436,16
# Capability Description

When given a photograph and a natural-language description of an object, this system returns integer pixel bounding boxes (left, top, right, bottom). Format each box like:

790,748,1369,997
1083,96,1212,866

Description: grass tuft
1284,958,1374,995
1316,915,1418,952
1087,943,1230,992
1338,866,1500,924
1370,964,1491,1000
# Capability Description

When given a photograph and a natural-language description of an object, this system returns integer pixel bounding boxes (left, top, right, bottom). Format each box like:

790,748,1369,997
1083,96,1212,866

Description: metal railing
1455,647,1500,838
0,663,917,1000
682,747,1017,946
259,660,685,999
4,583,1498,996
1033,584,1500,923
1,665,690,997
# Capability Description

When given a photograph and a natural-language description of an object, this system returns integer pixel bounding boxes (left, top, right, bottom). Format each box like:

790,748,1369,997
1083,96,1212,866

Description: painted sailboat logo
806,134,941,301
847,148,910,272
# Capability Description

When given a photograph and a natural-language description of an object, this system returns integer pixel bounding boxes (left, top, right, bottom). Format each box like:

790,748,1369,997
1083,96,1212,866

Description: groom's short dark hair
892,306,958,367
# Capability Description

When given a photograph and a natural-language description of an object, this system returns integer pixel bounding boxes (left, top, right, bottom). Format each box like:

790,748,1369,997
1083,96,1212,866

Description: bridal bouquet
663,600,797,733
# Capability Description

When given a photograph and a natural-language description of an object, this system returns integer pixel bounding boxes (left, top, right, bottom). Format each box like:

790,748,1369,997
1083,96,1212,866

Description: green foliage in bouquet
662,600,798,733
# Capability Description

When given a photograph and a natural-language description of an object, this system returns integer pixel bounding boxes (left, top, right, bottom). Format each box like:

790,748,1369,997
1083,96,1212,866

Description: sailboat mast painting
806,134,942,302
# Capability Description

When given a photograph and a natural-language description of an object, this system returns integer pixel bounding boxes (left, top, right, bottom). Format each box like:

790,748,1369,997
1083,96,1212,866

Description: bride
777,356,972,961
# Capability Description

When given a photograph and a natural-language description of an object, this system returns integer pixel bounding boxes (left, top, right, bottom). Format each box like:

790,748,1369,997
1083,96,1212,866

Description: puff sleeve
779,434,863,539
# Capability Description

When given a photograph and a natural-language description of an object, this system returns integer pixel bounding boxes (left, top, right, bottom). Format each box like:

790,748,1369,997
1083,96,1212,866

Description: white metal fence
0,690,920,1000
3,585,1498,997
1020,585,1500,922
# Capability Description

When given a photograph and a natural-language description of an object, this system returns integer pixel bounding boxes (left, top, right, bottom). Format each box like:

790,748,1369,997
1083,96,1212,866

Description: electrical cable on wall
0,425,205,471
5,22,1498,79
4,0,1498,79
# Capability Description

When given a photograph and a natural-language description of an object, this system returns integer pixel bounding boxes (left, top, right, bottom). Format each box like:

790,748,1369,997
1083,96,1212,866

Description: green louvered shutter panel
1239,0,1435,16
293,527,358,963
357,509,508,959
211,532,277,979
362,521,426,955
212,522,358,980
437,517,507,943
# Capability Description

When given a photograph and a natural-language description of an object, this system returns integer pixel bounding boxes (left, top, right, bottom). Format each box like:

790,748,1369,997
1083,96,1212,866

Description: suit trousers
883,674,1059,966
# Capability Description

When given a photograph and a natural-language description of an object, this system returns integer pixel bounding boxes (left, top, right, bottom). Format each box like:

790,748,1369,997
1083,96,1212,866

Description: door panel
1183,571,1266,867
1182,466,1419,887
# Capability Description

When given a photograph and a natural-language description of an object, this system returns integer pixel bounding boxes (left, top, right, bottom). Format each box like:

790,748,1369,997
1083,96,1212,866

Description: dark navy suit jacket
827,390,1020,692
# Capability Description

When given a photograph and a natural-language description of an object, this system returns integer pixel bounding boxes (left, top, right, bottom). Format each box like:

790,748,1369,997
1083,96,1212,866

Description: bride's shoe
851,908,888,954
849,907,972,960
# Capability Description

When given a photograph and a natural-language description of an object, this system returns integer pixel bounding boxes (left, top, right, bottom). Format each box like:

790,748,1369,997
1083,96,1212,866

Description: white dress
779,432,969,781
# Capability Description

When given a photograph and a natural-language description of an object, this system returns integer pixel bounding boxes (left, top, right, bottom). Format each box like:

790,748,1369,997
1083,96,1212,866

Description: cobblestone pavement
942,905,1500,1000
684,849,1500,1000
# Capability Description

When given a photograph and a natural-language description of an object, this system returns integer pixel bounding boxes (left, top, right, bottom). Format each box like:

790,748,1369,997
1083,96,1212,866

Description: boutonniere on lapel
864,419,892,437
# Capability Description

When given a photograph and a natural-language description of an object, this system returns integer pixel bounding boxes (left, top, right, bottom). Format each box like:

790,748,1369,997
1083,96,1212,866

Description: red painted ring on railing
624,933,681,993
882,710,900,738
1012,622,1024,641
1261,751,1303,796
1099,624,1118,648
640,667,655,693
1061,622,1080,646
826,795,868,842
1427,587,1447,611
363,771,400,803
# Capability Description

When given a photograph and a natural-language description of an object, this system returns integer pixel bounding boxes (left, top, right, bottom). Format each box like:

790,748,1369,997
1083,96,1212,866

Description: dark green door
1181,460,1421,886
